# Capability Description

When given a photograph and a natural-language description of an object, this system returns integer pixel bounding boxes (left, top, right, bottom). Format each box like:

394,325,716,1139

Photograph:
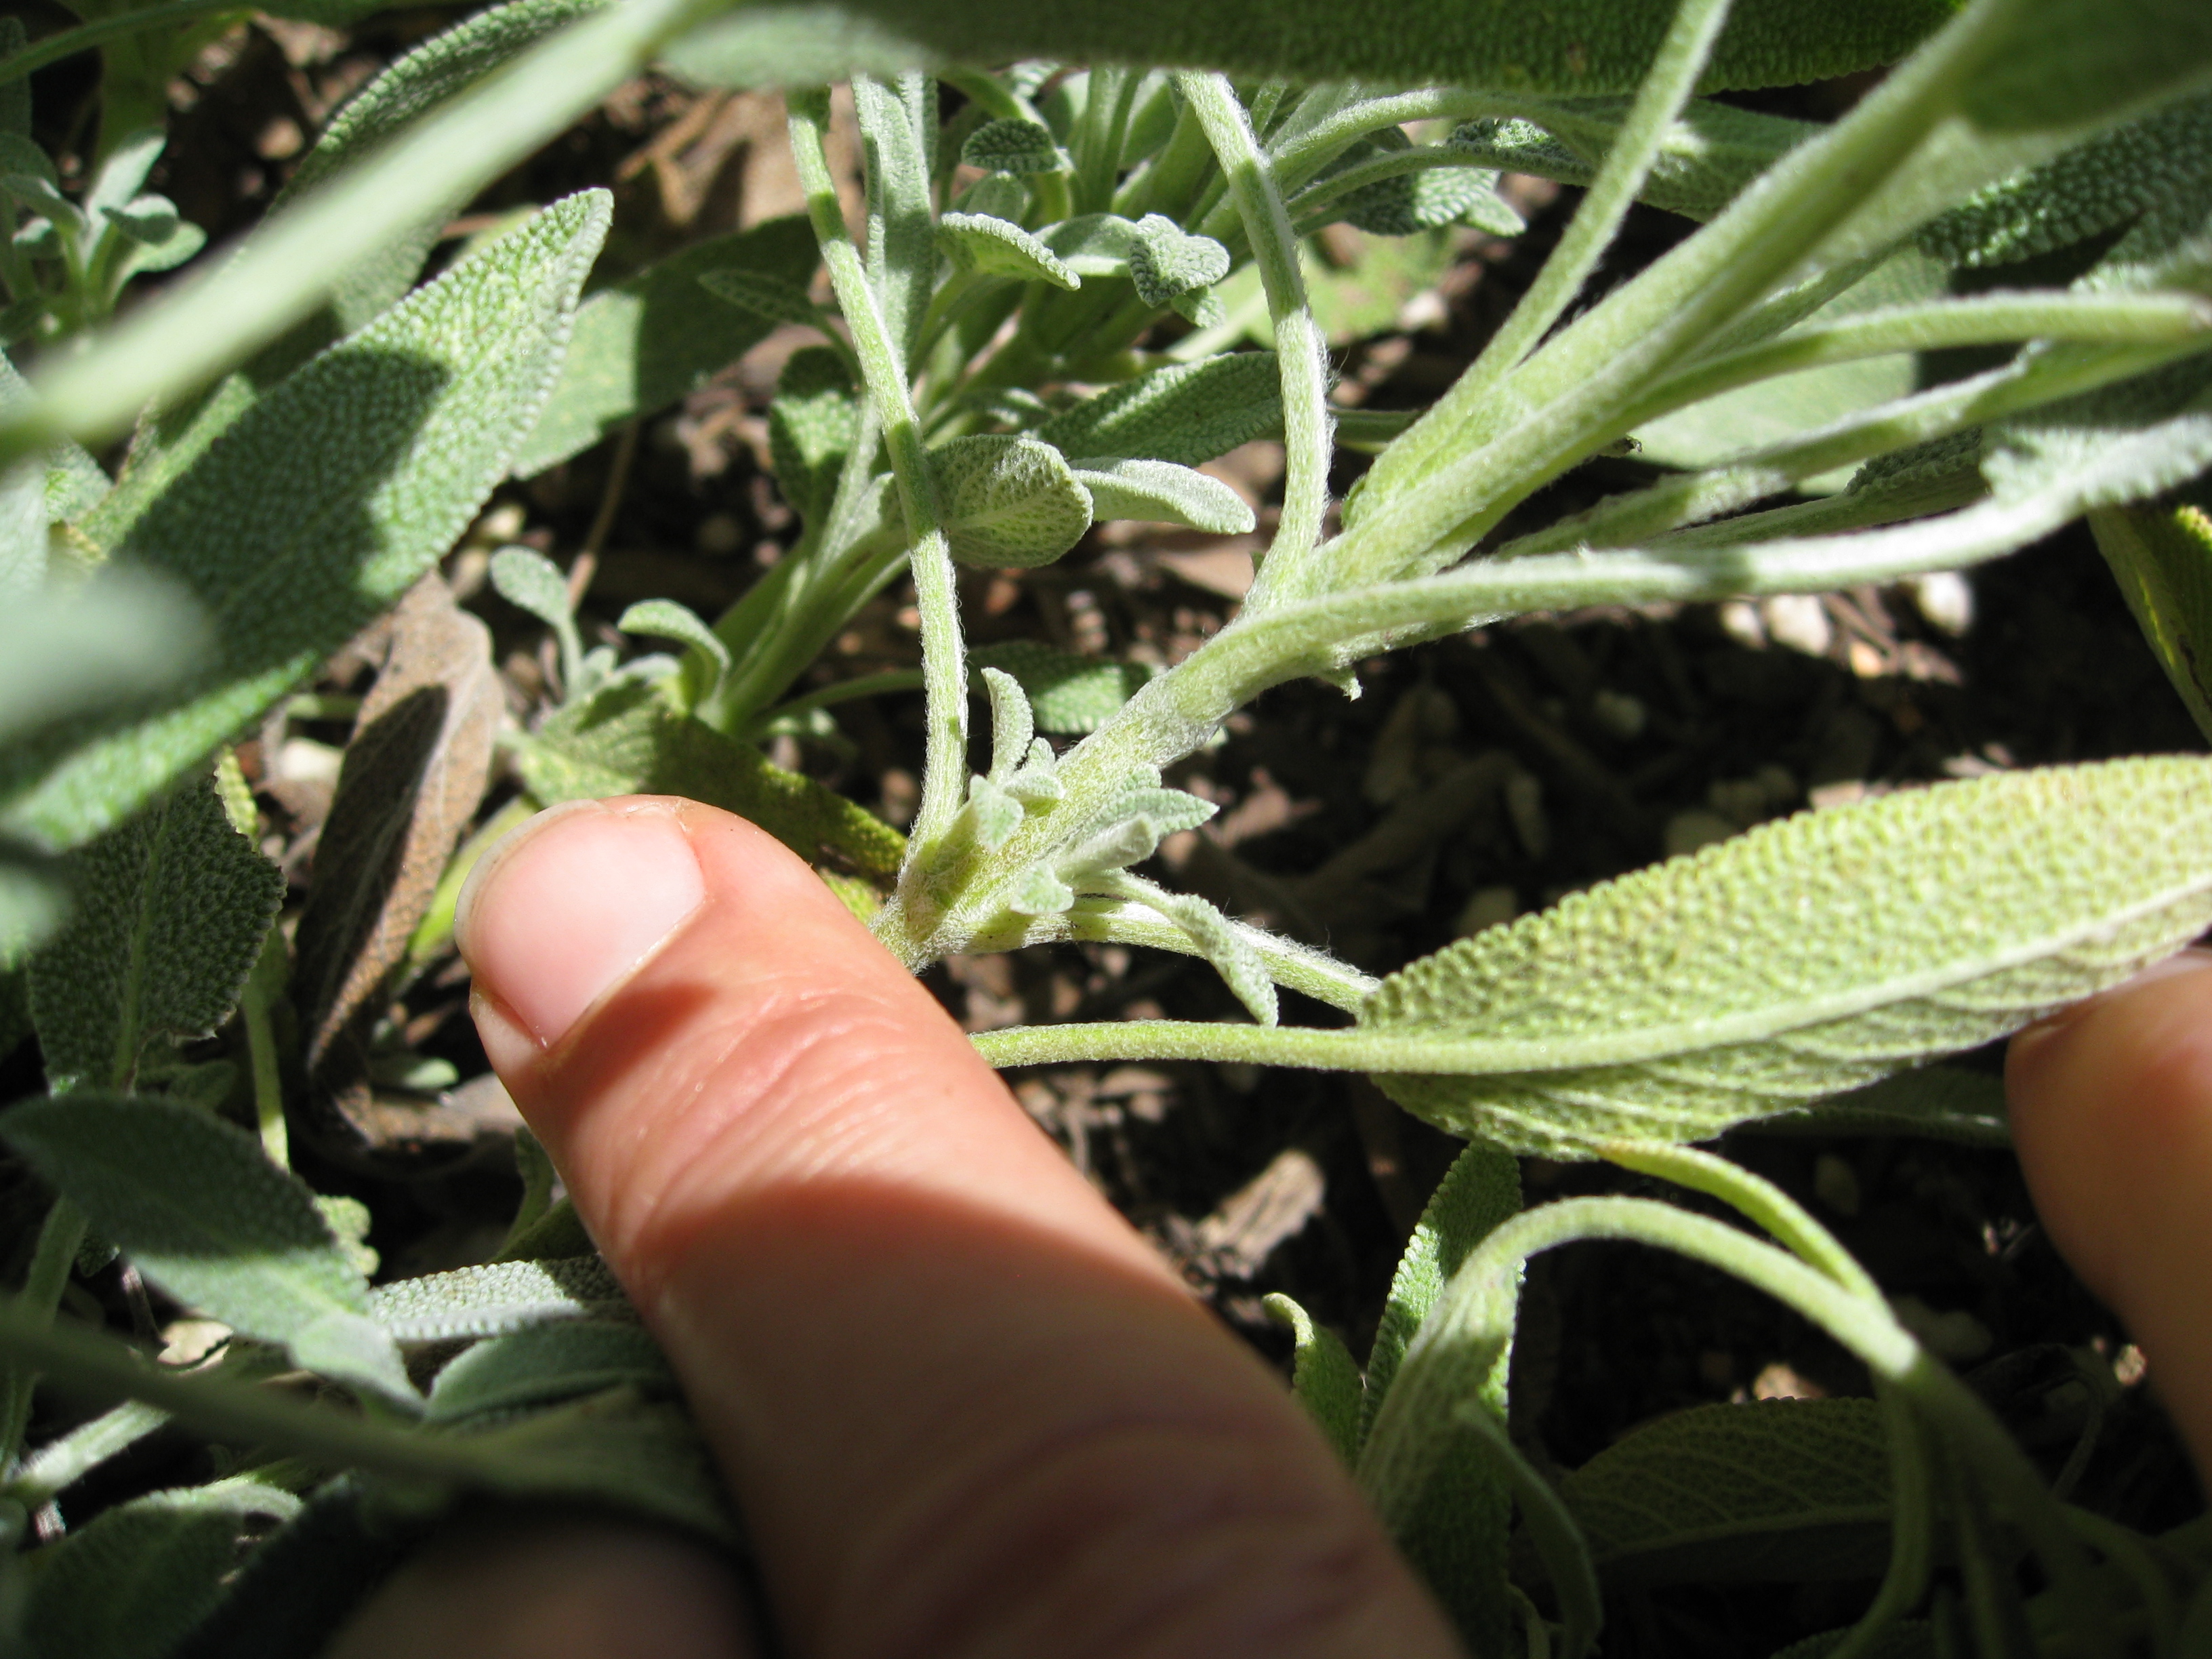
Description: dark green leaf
962,118,1067,174
767,345,859,523
28,776,281,1094
1033,352,1282,467
428,1320,673,1420
0,1093,413,1403
518,679,906,880
514,216,817,476
1961,0,2212,134
968,640,1154,734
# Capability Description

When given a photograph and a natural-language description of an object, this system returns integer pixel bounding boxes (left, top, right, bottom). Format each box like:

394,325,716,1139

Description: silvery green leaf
21,1485,286,1659
102,192,180,247
1982,354,2212,515
619,598,731,678
516,216,818,476
2,193,611,851
1126,213,1231,308
855,73,935,375
1317,128,1519,238
665,0,1951,102
962,117,1067,174
1168,284,1227,329
1559,1399,1892,1587
315,1193,379,1277
29,776,281,1094
1008,865,1076,916
1364,756,2212,1156
1064,817,1159,875
0,1093,416,1404
1,167,79,234
1003,767,1065,805
1262,1293,1361,1467
1450,100,1814,224
767,344,858,525
933,433,1094,568
964,775,1025,849
1034,352,1282,467
979,666,1034,782
697,266,821,328
1042,213,1136,277
262,0,609,365
113,218,205,284
369,1255,628,1341
969,639,1153,734
1069,456,1256,533
1767,1064,2011,1143
1090,786,1219,841
519,680,906,882
469,1393,737,1544
2092,497,2212,740
1356,1140,1519,1641
1920,91,2212,268
937,212,1080,289
1152,889,1279,1025
428,1319,673,1420
83,128,165,228
489,545,574,630
0,569,205,741
951,172,1027,221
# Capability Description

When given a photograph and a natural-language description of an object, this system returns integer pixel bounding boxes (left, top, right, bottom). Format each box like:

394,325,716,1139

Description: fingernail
456,799,706,1049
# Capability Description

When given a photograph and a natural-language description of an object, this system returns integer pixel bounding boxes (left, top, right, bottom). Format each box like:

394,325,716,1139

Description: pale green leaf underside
1366,756,2212,1155
934,433,1094,567
369,1255,629,1341
1263,1294,1362,1467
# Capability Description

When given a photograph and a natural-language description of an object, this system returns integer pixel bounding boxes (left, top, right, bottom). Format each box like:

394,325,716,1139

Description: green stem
1179,73,1334,609
5,1397,167,1506
242,937,288,1168
0,1198,87,1471
0,0,241,87
1067,883,1376,1013
788,90,967,874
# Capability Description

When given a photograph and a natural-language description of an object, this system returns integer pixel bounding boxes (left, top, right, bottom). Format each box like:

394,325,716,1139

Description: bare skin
331,798,2212,1657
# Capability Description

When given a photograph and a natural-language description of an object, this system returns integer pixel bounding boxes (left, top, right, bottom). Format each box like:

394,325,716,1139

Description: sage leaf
0,19,26,138
767,345,858,525
1043,213,1138,278
1767,1065,2011,1145
489,546,573,630
514,216,817,476
0,569,207,747
1262,1293,1361,1467
1560,1398,1893,1586
855,73,935,377
1035,352,1282,467
370,1255,628,1341
5,193,610,852
1365,756,2212,1157
1960,0,2212,134
962,118,1066,174
2092,496,2212,741
0,1093,415,1404
518,679,905,881
696,265,822,329
1982,354,2212,522
937,212,1080,289
970,640,1153,734
665,0,1954,102
428,1319,672,1420
468,1393,737,1544
23,1484,297,1659
619,599,731,678
1069,456,1256,533
933,434,1094,568
29,776,281,1094
1125,213,1231,308
289,576,501,1132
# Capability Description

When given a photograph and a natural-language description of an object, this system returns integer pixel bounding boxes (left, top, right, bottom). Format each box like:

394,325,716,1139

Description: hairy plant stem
1178,73,1334,608
786,91,968,877
0,1198,87,1471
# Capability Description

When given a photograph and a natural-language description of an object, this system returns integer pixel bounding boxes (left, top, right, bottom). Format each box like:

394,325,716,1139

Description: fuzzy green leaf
1982,355,2212,518
0,569,207,749
962,118,1067,174
28,777,281,1094
1366,756,2212,1156
619,599,731,676
1561,1399,1893,1586
1069,456,1256,533
1125,213,1231,308
1959,0,2212,134
370,1255,628,1342
516,216,818,476
970,640,1153,734
1033,352,1282,468
3,194,610,851
489,545,573,630
933,434,1094,567
518,680,906,880
855,73,936,377
2093,497,2212,740
22,1484,298,1659
937,212,1080,289
0,1094,413,1403
767,345,859,524
469,1393,738,1544
664,0,1955,100
696,266,822,329
1765,1064,2011,1144
1262,1294,1362,1467
428,1320,672,1420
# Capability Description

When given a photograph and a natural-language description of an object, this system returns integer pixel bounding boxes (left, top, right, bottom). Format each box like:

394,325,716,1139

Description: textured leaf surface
938,213,1080,289
962,119,1066,174
28,777,281,1094
428,1319,672,1419
515,216,816,476
1069,456,1255,533
1561,1399,1893,1586
0,1094,412,1401
934,434,1094,567
370,1255,628,1341
1263,1294,1361,1467
3,194,609,850
1367,757,2212,1155
518,680,905,880
664,0,1954,100
1960,0,2212,134
855,73,935,376
0,569,207,752
489,545,573,630
1125,214,1230,308
1033,352,1282,467
766,346,859,524
969,640,1153,734
2093,497,2212,741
